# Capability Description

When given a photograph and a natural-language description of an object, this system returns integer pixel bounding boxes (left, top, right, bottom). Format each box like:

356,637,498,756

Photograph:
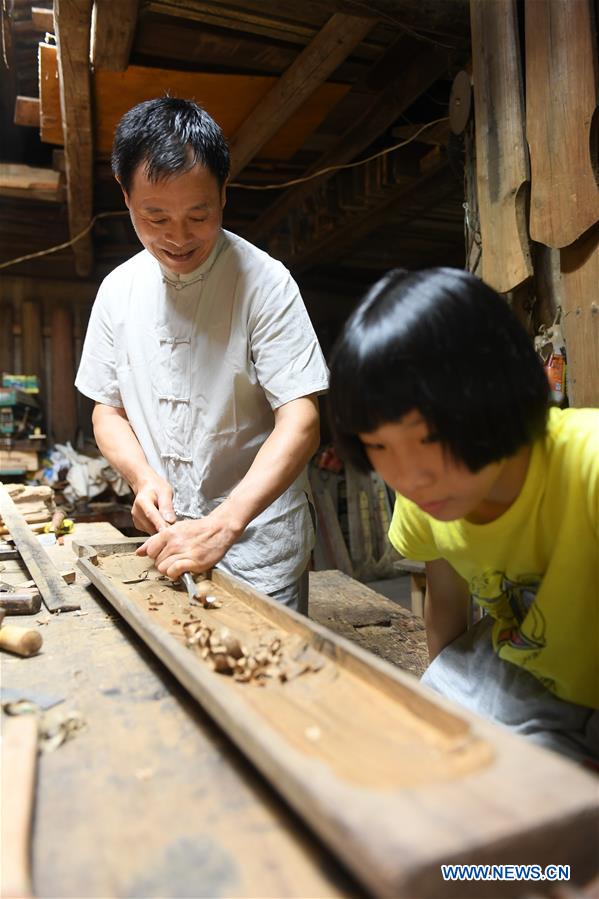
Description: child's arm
424,559,471,661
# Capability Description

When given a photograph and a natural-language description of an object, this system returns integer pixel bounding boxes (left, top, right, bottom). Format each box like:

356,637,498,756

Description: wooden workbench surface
309,569,429,677
1,522,425,899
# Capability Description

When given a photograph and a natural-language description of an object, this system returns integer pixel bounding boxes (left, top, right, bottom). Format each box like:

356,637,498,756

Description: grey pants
421,616,599,766
268,569,309,616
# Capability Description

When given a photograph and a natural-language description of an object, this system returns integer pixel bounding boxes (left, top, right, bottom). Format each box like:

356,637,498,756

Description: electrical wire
0,117,449,270
229,117,449,190
0,210,130,271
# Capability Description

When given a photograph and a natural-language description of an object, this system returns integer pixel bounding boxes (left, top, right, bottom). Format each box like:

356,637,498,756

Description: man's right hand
132,475,176,535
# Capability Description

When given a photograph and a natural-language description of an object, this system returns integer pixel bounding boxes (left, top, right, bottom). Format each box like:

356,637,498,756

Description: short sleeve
248,271,329,409
74,280,123,407
388,492,440,560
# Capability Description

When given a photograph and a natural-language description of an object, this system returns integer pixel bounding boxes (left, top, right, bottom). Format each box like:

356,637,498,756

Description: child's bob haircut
328,267,550,474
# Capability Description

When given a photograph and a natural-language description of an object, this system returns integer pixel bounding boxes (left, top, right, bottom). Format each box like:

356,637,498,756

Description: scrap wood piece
0,484,82,613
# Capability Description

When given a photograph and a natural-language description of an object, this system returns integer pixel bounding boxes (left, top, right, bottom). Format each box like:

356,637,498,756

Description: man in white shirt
76,97,329,612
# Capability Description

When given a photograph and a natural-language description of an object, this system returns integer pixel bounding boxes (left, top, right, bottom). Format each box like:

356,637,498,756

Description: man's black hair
328,267,550,473
111,97,230,193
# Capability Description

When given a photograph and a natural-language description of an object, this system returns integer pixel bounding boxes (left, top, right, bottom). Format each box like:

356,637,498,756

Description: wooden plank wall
469,0,599,407
0,277,98,445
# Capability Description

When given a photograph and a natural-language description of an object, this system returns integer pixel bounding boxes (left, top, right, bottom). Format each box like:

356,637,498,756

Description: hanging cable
0,117,449,270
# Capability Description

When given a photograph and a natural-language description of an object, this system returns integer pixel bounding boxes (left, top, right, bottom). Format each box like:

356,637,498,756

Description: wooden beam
53,1,94,277
31,6,55,31
91,0,138,71
229,13,373,178
247,44,450,243
13,96,40,128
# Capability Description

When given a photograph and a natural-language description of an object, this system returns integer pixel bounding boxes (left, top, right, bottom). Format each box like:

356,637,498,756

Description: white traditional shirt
75,229,329,592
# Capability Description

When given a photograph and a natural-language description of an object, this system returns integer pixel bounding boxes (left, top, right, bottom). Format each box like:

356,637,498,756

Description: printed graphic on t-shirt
471,571,546,652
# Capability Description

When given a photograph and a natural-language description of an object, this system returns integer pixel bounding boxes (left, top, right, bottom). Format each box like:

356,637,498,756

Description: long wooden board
526,0,599,248
470,0,532,293
0,485,82,613
76,539,599,899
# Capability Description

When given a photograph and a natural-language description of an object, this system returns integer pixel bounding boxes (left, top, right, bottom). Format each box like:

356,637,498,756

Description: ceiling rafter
247,43,452,244
91,0,138,71
229,12,374,178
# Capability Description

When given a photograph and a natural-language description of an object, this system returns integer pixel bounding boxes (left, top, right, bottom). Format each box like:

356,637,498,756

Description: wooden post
50,305,78,444
560,223,599,407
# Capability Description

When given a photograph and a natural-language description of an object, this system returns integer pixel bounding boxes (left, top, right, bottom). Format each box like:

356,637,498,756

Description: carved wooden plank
76,539,599,899
560,222,599,407
526,0,599,249
53,0,94,277
0,485,82,612
39,44,349,159
229,13,373,178
470,0,532,293
249,44,449,242
91,0,138,71
13,96,40,128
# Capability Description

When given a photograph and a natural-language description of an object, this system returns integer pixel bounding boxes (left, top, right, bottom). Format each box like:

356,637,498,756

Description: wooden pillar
50,306,78,444
0,303,15,373
20,301,43,378
560,223,599,407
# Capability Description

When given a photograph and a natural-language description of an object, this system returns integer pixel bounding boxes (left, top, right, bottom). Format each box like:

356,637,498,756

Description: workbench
1,522,427,898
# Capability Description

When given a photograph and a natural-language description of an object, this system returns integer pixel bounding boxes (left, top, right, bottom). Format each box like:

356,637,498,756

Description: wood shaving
182,619,325,685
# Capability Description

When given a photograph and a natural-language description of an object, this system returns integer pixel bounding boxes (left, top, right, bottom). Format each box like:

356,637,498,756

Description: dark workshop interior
0,1,598,897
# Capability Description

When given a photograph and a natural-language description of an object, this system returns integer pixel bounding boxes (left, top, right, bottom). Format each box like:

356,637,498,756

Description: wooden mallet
0,609,43,657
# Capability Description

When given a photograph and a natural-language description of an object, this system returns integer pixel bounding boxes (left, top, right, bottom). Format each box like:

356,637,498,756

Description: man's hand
131,475,176,535
135,509,241,579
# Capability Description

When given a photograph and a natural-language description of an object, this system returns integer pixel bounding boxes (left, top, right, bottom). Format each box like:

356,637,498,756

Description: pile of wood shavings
183,619,324,685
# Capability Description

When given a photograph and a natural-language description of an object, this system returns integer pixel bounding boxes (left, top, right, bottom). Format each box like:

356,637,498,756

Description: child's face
359,411,508,523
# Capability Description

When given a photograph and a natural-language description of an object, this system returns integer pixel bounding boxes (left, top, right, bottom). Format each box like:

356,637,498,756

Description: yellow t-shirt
389,407,599,708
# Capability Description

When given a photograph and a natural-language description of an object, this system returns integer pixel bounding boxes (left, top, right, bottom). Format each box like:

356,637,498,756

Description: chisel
180,571,218,608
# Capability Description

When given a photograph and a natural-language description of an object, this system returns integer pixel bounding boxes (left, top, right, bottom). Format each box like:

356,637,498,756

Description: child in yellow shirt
328,267,598,765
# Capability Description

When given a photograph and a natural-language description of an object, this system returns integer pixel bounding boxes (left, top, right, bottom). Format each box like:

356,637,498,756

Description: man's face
121,162,226,274
359,411,507,523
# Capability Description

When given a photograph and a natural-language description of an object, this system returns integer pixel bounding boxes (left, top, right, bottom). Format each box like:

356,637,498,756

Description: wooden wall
0,275,98,446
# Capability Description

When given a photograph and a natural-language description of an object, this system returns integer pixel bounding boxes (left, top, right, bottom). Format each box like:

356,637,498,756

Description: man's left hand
136,512,240,579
